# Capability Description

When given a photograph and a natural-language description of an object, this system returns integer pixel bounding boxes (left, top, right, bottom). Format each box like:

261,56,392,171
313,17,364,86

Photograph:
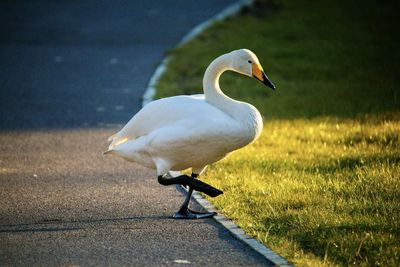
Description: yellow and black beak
252,63,276,90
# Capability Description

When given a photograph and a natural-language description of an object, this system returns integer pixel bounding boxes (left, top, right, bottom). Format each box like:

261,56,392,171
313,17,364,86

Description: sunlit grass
202,118,399,266
155,0,400,265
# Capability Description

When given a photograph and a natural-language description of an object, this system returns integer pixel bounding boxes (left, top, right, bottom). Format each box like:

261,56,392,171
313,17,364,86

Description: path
0,1,272,265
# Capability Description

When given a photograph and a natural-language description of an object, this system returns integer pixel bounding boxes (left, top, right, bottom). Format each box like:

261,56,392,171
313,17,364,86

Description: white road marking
173,259,191,264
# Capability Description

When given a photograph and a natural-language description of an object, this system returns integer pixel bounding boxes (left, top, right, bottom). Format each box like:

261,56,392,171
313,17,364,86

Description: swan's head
229,49,276,90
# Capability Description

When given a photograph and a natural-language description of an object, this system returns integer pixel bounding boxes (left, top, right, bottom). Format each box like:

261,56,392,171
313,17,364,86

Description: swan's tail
107,134,116,142
107,136,129,150
103,149,114,155
104,134,130,156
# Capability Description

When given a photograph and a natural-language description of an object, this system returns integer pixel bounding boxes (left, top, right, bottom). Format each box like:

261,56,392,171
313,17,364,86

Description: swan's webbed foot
173,207,216,219
159,172,221,219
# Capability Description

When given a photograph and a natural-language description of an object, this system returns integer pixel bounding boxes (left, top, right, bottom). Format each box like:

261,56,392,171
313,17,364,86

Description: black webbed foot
173,208,216,219
159,172,221,219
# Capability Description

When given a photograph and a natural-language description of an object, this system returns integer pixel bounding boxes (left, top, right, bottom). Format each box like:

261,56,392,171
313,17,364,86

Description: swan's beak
252,64,276,90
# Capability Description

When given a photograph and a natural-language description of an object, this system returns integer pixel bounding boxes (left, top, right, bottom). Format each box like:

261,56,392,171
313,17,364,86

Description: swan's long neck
202,53,263,143
203,54,241,117
203,54,229,100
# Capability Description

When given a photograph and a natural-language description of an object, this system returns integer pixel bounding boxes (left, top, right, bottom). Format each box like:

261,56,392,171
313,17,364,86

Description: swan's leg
157,174,223,197
173,173,217,219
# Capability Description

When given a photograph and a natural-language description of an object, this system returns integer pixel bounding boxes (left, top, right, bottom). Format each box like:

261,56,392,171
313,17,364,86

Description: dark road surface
0,1,273,266
1,0,234,129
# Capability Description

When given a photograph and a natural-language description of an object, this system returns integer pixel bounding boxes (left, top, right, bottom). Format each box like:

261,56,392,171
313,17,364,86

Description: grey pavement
0,0,234,129
0,1,273,266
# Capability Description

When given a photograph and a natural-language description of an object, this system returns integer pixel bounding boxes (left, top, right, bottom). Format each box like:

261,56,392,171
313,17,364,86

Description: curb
142,0,254,107
171,173,291,267
142,1,291,266
191,190,290,266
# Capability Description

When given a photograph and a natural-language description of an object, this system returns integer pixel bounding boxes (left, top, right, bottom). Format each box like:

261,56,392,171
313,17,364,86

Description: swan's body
107,94,263,174
105,49,275,219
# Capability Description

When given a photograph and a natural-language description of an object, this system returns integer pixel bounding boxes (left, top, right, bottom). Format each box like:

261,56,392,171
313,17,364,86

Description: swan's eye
248,60,252,64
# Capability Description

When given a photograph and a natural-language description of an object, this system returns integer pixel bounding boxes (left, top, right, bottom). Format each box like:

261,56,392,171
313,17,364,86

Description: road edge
142,1,291,266
190,186,290,267
142,0,254,107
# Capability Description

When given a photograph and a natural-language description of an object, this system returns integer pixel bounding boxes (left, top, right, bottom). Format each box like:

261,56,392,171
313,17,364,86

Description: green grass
157,0,399,119
202,119,399,266
156,0,400,265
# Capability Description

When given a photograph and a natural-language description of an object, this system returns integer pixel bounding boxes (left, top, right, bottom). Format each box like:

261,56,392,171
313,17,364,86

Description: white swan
105,49,275,219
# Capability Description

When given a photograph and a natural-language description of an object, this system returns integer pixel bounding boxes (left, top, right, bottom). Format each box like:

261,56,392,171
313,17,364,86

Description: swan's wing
108,95,228,149
142,113,242,170
151,112,241,150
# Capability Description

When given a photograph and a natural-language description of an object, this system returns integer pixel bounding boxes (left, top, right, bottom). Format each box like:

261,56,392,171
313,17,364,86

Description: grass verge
156,0,400,265
201,118,399,266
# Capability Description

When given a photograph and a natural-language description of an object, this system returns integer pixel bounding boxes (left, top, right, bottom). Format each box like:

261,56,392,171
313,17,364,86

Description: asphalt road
0,1,272,266
0,0,234,129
